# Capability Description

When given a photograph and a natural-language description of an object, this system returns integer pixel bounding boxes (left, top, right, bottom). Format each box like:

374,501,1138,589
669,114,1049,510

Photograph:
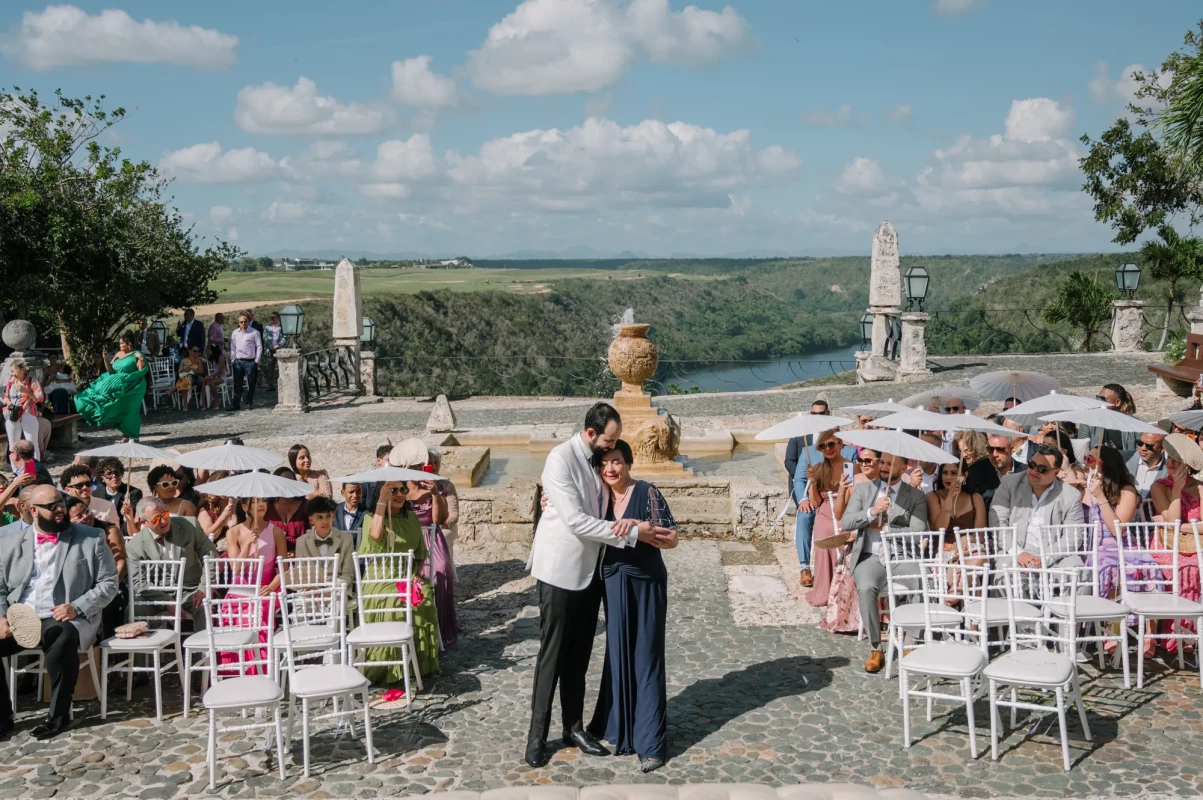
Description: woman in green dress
360,480,441,681
75,332,148,441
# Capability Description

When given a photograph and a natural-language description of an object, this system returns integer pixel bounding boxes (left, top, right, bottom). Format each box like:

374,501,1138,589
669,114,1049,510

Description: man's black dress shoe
524,735,550,768
0,716,14,741
563,724,610,756
31,716,71,741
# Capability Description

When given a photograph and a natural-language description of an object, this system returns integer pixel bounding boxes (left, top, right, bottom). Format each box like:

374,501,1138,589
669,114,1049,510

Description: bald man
0,485,118,740
0,481,36,539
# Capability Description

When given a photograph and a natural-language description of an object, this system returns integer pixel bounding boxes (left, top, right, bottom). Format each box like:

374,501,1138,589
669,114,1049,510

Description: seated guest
988,433,1025,480
840,451,929,673
294,496,355,590
93,457,143,519
64,495,129,640
362,443,395,509
199,344,227,411
336,482,367,546
0,473,33,528
60,464,118,524
125,498,216,626
1044,428,1087,491
909,432,943,494
146,464,197,517
1148,433,1203,658
1090,383,1139,452
429,448,460,562
988,444,1085,569
174,466,202,510
926,461,987,546
0,480,35,538
268,467,309,553
44,366,77,415
953,430,1000,506
175,346,205,413
8,440,52,486
0,484,119,740
1125,433,1167,521
289,443,332,499
197,493,235,551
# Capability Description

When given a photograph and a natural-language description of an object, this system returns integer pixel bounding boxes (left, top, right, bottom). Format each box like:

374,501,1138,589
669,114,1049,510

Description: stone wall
456,477,790,556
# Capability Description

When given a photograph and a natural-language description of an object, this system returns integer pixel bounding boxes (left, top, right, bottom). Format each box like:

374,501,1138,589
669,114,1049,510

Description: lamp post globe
279,304,305,342
360,316,377,347
1115,263,1141,299
903,265,930,311
859,313,873,347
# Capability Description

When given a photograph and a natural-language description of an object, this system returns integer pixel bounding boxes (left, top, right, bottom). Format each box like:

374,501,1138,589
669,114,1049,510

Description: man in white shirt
0,485,119,740
1124,433,1167,521
988,444,1085,568
525,402,669,768
228,314,263,411
59,465,117,524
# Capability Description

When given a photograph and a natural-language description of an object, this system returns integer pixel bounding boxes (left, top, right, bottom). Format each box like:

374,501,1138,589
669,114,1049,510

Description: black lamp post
360,316,377,349
1115,262,1141,299
279,304,305,346
859,313,873,347
148,320,168,354
903,265,930,311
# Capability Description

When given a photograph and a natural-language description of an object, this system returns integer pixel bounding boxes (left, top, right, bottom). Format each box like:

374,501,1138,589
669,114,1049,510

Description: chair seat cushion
347,621,413,646
900,642,986,677
983,650,1074,686
1125,593,1203,617
273,624,340,649
965,598,1041,624
184,629,257,650
291,664,368,697
889,603,961,629
203,675,283,709
1049,595,1126,621
101,629,178,651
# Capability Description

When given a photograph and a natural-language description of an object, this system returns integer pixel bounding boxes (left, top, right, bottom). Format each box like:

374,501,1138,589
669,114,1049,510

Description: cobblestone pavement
3,540,1202,798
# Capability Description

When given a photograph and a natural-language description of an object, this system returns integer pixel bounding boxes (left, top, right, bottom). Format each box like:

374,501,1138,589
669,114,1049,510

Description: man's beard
37,515,70,533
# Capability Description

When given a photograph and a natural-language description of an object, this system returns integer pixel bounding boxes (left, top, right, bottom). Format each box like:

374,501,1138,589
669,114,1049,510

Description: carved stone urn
608,324,659,394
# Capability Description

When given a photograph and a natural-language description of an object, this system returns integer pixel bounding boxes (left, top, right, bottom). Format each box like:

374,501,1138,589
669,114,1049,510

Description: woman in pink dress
805,431,856,612
268,467,309,554
1149,436,1203,658
218,497,288,673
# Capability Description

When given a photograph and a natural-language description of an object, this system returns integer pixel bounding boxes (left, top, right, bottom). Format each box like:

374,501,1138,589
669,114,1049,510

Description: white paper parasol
76,442,178,460
836,429,959,465
195,471,314,499
333,466,446,484
898,386,981,412
870,409,1023,438
175,444,283,472
754,414,853,442
1001,391,1107,426
1163,410,1203,432
1039,408,1163,436
837,400,913,418
969,370,1061,403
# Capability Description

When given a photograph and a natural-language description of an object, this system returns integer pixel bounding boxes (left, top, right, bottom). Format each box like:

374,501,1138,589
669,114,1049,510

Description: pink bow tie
35,533,58,546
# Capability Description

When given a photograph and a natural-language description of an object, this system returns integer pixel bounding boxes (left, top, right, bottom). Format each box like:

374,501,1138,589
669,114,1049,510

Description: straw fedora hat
388,438,431,469
1164,433,1203,473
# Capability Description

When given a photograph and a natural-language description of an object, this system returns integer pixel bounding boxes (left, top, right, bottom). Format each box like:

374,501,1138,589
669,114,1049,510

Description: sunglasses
1027,463,1055,475
857,458,879,466
33,501,66,512
145,511,171,526
946,405,964,413
100,471,120,479
1136,441,1162,451
66,481,92,491
817,441,839,451
987,446,1010,454
157,479,180,489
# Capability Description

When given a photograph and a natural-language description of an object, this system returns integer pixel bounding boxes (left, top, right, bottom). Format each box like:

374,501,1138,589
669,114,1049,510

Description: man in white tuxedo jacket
525,402,658,768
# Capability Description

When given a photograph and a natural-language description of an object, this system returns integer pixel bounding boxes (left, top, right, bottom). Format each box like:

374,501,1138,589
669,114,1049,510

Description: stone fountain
607,322,691,477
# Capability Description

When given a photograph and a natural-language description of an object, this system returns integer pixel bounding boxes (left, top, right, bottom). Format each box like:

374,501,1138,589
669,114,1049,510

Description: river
660,343,861,393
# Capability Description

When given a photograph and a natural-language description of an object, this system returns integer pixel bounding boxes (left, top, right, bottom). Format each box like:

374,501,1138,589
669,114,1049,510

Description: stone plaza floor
2,540,1201,799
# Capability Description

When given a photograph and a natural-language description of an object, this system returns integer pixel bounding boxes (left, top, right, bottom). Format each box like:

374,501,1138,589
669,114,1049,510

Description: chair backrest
953,525,1015,562
127,558,186,630
202,592,275,681
203,556,264,595
150,357,175,381
882,529,944,610
1118,521,1182,598
918,561,990,653
1039,522,1099,594
278,585,347,679
1002,566,1077,654
279,555,340,593
353,550,415,628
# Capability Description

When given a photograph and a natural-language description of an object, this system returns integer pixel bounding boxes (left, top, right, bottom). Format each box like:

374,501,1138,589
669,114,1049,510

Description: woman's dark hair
118,331,137,349
175,466,195,491
273,466,296,480
287,444,309,473
583,402,621,438
307,495,337,516
147,465,177,493
591,439,634,469
235,496,267,525
1043,431,1076,464
938,462,976,494
207,343,223,362
63,495,86,515
1102,382,1135,415
1096,445,1133,506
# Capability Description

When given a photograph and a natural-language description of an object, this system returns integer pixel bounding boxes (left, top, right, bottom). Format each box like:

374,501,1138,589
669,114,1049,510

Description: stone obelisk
332,256,363,392
857,221,901,383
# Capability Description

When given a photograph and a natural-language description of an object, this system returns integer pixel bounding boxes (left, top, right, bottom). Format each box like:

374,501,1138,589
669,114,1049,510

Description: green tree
1157,22,1203,170
0,87,236,371
1139,226,1203,349
1043,272,1116,352
257,255,274,270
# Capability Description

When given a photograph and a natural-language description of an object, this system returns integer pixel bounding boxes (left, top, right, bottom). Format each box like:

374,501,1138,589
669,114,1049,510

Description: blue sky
0,0,1196,257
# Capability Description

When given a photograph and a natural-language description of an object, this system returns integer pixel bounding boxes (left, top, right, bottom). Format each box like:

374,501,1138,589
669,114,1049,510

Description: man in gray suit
125,497,216,623
0,485,119,740
1123,433,1166,521
988,444,1084,568
840,452,929,674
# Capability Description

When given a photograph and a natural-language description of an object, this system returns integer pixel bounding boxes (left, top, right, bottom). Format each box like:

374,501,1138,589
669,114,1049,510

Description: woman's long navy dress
587,480,673,761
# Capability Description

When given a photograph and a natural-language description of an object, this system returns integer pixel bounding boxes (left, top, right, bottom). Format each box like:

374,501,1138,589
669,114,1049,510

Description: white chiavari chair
880,529,954,684
348,551,424,707
274,555,344,685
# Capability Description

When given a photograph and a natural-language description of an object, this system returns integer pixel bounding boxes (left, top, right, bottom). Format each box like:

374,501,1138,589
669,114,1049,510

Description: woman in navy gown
586,439,679,773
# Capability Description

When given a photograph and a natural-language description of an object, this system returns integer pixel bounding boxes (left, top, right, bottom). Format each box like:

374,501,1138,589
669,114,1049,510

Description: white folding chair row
100,558,186,721
348,550,424,706
274,555,345,687
7,650,100,719
182,557,265,718
1117,520,1203,688
200,592,285,790
879,529,958,686
147,357,176,410
984,567,1092,772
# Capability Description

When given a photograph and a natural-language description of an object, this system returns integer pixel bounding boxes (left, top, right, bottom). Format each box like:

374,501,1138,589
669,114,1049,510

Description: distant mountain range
266,246,1102,261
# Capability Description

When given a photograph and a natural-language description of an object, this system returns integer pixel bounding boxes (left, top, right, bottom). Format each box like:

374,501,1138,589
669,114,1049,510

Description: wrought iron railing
882,314,901,361
301,346,358,403
921,306,1177,356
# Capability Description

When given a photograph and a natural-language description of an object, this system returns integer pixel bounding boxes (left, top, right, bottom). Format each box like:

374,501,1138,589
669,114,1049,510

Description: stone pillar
273,348,308,413
897,312,932,382
0,320,47,387
1187,305,1203,336
856,220,902,383
360,349,377,397
332,257,362,392
1110,299,1146,353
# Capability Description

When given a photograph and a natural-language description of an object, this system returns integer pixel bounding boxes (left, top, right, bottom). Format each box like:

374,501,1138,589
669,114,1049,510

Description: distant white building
275,257,336,271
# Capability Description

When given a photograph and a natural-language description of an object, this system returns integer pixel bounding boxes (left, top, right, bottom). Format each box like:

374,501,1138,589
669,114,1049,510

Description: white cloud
465,0,753,95
391,56,460,108
446,117,798,210
888,104,913,125
931,0,984,16
285,140,364,179
160,142,289,184
1003,97,1073,142
398,213,450,230
1086,60,1170,112
226,227,239,242
0,5,237,70
370,134,444,182
833,157,891,195
802,104,851,127
234,78,390,136
209,205,234,225
359,183,411,201
262,200,309,224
